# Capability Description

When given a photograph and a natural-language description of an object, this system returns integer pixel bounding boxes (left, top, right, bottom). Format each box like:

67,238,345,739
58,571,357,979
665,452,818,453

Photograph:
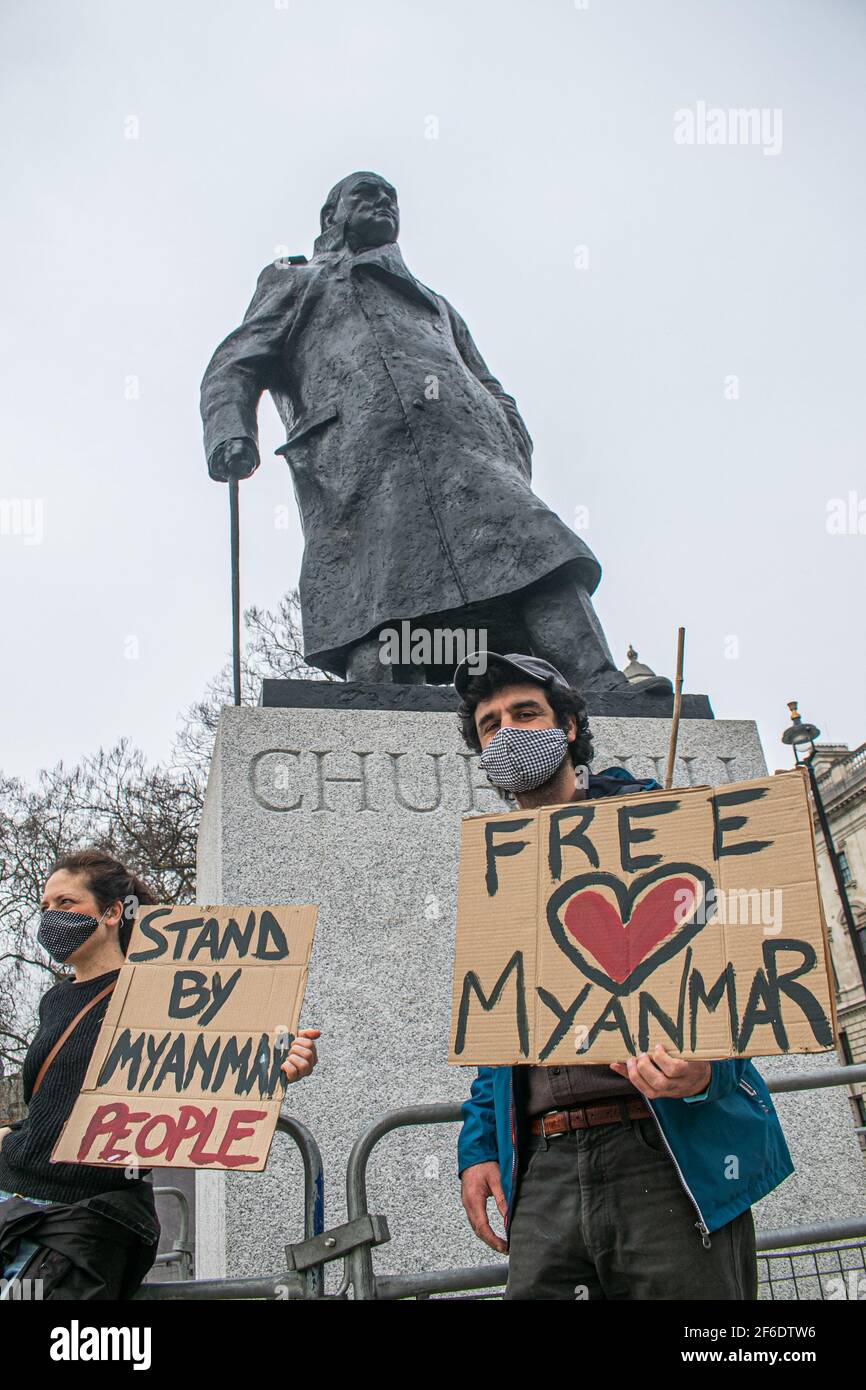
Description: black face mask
37,908,108,964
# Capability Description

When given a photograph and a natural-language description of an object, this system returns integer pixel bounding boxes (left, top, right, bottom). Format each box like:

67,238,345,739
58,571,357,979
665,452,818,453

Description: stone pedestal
195,705,866,1284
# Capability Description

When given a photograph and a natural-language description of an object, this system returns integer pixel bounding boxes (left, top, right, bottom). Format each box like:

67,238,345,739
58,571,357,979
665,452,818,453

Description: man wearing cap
453,651,794,1300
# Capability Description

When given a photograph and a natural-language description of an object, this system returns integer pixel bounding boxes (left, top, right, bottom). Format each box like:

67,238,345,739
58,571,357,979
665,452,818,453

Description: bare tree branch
0,589,331,1068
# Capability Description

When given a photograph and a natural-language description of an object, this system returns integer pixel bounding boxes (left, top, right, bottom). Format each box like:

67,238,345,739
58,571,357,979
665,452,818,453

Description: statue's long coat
201,242,599,676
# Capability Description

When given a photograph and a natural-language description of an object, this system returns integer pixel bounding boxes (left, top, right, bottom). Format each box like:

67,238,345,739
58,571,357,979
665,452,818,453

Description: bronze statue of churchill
201,171,668,696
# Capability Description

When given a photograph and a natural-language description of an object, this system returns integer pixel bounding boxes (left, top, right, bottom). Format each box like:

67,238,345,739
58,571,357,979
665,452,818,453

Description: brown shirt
526,1061,636,1116
525,782,636,1117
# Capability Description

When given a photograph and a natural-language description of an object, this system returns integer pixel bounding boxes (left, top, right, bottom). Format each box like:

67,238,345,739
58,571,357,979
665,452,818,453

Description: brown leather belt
530,1096,651,1138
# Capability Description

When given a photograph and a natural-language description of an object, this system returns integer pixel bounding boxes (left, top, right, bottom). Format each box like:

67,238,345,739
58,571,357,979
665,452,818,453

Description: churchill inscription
249,748,498,815
247,746,752,816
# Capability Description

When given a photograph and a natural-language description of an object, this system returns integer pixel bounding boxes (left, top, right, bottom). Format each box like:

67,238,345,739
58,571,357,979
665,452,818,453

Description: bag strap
30,982,115,1100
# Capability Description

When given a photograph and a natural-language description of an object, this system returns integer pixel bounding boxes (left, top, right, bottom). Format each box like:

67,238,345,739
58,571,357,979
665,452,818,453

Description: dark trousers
504,1114,757,1300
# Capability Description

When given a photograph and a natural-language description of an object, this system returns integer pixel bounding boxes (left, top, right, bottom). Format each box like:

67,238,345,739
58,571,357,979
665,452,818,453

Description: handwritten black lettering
454,951,528,1055
484,819,532,897
547,805,598,881
637,946,692,1052
617,799,680,872
711,787,772,858
537,983,593,1061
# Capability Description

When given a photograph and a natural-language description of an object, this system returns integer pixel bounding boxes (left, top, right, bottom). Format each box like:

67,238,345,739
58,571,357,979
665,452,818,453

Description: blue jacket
456,769,795,1238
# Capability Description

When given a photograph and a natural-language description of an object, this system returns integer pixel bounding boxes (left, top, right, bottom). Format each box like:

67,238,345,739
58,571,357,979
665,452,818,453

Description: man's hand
460,1160,508,1254
0,1125,10,1150
209,437,260,482
609,1045,711,1099
280,1027,321,1084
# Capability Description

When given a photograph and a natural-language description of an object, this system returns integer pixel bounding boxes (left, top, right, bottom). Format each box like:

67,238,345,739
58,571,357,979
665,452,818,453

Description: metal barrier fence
150,1186,194,1280
137,1114,326,1301
136,1063,866,1301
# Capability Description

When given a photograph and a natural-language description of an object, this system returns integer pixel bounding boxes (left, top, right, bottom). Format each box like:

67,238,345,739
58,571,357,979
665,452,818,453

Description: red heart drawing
563,876,696,985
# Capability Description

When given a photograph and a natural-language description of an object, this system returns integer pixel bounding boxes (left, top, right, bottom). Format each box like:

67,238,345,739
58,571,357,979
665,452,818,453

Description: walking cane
663,627,685,790
229,478,241,706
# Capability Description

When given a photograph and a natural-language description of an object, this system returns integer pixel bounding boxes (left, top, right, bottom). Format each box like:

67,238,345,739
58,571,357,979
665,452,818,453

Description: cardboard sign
448,770,837,1065
52,904,316,1171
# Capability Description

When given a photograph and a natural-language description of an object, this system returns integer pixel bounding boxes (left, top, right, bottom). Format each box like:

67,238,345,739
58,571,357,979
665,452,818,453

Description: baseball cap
453,650,571,698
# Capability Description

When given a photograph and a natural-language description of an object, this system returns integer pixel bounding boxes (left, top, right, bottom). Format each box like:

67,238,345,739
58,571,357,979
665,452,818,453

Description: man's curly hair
458,662,594,767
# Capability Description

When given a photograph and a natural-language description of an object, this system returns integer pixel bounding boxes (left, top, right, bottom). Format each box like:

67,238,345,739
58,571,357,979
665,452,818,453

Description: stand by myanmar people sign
448,770,837,1065
52,904,316,1171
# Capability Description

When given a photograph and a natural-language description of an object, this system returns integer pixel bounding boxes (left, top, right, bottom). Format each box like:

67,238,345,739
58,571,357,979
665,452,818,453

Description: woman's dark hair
47,849,157,955
458,663,594,767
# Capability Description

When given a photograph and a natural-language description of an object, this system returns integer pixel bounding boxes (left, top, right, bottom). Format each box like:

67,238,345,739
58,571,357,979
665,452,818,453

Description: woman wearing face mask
0,849,320,1298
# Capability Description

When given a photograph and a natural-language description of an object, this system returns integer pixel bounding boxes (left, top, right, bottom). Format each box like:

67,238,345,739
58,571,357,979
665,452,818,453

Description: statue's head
314,171,399,255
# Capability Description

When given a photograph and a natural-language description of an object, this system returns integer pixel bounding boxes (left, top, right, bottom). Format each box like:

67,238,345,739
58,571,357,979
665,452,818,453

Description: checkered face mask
479,725,570,793
37,908,107,964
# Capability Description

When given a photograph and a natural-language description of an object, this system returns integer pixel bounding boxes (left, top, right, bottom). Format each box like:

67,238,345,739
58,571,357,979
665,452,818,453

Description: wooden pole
229,479,241,706
664,627,686,789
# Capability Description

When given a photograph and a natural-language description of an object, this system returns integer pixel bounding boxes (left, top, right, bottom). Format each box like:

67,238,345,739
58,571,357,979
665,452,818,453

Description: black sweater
0,967,150,1203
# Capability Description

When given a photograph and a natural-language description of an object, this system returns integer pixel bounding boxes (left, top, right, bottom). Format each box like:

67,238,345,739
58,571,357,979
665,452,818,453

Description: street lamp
782,701,866,994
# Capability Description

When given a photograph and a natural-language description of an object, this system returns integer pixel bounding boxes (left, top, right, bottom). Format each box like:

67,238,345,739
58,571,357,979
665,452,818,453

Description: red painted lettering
187,1105,224,1164
135,1115,176,1159
215,1108,267,1167
75,1102,149,1163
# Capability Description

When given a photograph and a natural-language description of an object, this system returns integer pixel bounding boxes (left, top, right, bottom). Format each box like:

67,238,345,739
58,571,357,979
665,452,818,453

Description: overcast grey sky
1,0,863,781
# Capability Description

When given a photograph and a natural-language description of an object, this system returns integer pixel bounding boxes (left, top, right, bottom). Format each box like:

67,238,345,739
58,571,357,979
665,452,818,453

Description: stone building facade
810,741,866,1150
